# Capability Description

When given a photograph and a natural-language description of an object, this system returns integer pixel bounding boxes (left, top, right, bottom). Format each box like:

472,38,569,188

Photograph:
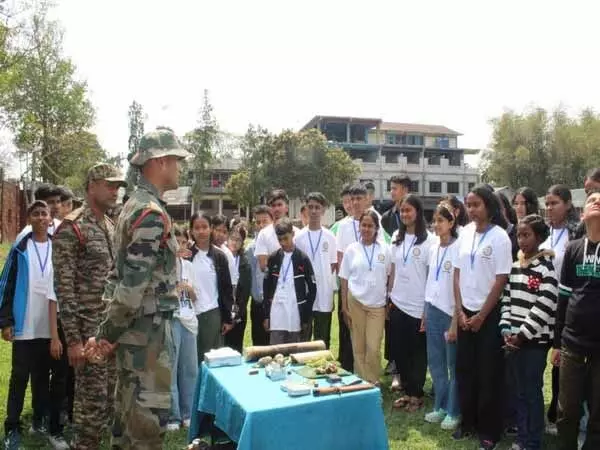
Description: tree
185,89,221,204
482,106,600,193
0,3,95,186
125,100,145,190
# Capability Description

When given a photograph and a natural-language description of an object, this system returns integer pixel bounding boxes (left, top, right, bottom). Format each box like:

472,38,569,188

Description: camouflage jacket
97,177,179,344
53,205,115,347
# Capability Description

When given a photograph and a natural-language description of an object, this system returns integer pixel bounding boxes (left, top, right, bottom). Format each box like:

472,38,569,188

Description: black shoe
452,427,473,441
479,439,498,450
3,430,20,450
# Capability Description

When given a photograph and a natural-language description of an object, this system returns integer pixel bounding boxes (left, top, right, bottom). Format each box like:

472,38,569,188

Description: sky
46,0,600,168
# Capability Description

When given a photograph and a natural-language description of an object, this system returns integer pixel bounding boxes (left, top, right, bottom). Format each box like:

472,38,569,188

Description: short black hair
364,181,375,192
274,218,293,236
586,168,600,182
27,200,48,215
211,214,229,231
519,214,550,243
34,183,61,201
253,205,273,220
348,184,367,196
340,183,352,197
300,205,307,213
268,189,289,205
305,192,328,207
58,186,74,202
390,175,411,190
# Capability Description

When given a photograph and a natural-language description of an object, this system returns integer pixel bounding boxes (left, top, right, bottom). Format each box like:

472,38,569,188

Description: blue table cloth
188,362,389,450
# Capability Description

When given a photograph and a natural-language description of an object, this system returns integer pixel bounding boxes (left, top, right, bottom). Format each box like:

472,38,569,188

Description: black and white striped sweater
500,250,558,346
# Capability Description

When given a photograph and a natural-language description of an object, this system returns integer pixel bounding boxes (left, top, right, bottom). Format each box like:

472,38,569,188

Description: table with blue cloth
188,362,389,450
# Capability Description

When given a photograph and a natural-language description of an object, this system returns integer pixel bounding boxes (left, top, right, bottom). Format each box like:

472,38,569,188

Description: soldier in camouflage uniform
86,127,190,449
53,164,127,449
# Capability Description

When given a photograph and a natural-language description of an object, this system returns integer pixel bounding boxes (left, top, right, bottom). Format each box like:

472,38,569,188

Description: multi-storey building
301,115,480,217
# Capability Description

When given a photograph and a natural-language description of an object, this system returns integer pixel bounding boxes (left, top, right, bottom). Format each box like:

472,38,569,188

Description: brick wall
0,181,25,243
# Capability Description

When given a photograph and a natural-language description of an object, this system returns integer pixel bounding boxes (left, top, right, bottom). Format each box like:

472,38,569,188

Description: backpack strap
54,208,86,248
129,202,170,248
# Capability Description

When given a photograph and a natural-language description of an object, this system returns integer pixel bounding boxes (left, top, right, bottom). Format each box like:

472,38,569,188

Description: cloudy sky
49,0,600,165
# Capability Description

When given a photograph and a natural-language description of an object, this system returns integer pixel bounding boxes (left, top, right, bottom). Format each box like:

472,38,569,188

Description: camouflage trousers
111,314,173,450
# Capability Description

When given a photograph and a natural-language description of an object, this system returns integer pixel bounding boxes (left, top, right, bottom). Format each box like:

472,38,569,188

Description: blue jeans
170,319,198,423
509,346,547,450
425,302,459,417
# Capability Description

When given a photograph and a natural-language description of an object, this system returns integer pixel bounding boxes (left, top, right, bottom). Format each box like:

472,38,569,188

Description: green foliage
227,125,360,207
483,106,600,193
125,100,145,190
0,4,95,185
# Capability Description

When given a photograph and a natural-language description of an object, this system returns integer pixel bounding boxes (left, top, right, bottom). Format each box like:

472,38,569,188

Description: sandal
393,395,410,408
405,396,424,413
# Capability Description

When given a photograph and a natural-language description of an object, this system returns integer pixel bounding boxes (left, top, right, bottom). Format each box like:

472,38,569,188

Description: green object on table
294,365,352,379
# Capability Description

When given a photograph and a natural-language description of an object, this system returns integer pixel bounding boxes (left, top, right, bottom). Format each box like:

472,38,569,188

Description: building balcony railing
351,156,479,175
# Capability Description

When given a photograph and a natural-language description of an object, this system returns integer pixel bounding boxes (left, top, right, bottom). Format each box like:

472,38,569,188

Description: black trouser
557,346,600,450
5,339,50,434
250,298,268,346
548,365,560,423
456,306,504,443
48,321,68,436
390,305,427,397
312,312,332,349
337,291,353,372
224,315,247,354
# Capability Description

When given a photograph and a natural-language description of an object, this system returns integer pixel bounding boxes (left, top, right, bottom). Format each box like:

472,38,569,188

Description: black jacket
235,251,251,318
263,248,317,326
381,205,400,237
190,245,234,324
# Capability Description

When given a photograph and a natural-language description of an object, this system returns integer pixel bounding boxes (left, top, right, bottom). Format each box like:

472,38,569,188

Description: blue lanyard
470,225,492,269
435,245,449,281
281,257,293,283
352,220,359,242
362,242,376,271
551,227,566,249
32,240,49,277
402,236,417,264
308,229,323,260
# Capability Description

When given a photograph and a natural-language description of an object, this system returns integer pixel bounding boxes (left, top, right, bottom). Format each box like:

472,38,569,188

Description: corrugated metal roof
380,122,461,136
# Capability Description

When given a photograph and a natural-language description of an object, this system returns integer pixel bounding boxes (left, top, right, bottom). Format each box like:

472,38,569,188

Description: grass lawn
0,242,561,449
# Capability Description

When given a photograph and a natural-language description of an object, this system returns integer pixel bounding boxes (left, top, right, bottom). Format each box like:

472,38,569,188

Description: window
386,134,395,145
395,135,405,145
435,137,450,149
429,181,442,193
447,182,460,194
406,153,420,164
407,135,424,146
410,181,420,193
468,182,476,191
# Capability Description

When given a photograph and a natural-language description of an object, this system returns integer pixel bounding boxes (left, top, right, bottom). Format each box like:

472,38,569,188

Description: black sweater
555,238,600,355
263,247,317,326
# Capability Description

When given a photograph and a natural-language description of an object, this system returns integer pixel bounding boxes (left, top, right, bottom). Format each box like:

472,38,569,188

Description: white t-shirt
425,238,459,317
295,227,337,312
17,239,57,341
221,244,238,286
17,218,61,241
453,224,513,312
339,241,391,308
390,232,435,318
175,258,198,334
336,218,385,254
270,251,301,332
540,226,569,278
254,223,300,258
191,248,219,314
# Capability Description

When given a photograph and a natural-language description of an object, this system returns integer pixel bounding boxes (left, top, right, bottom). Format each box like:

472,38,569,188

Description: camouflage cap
87,163,127,187
129,127,191,167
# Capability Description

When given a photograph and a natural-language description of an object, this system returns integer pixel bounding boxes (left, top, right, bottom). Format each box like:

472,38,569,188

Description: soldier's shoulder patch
63,207,84,223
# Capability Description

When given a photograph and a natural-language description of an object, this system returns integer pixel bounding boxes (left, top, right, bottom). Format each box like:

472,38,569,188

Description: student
329,183,353,235
364,181,382,222
381,175,412,237
246,206,273,346
453,185,512,450
339,210,391,384
300,205,309,228
168,226,198,432
224,225,251,353
423,203,460,430
56,186,74,222
188,212,234,361
552,189,600,450
0,201,61,449
389,195,435,412
263,219,316,345
499,214,558,450
211,215,238,292
575,168,600,239
295,193,337,349
542,184,580,434
441,195,469,231
512,187,540,221
17,184,63,239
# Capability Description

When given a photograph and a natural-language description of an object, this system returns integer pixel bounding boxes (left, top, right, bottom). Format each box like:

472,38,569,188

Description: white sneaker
167,422,181,432
183,419,191,428
48,434,70,450
391,374,401,391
